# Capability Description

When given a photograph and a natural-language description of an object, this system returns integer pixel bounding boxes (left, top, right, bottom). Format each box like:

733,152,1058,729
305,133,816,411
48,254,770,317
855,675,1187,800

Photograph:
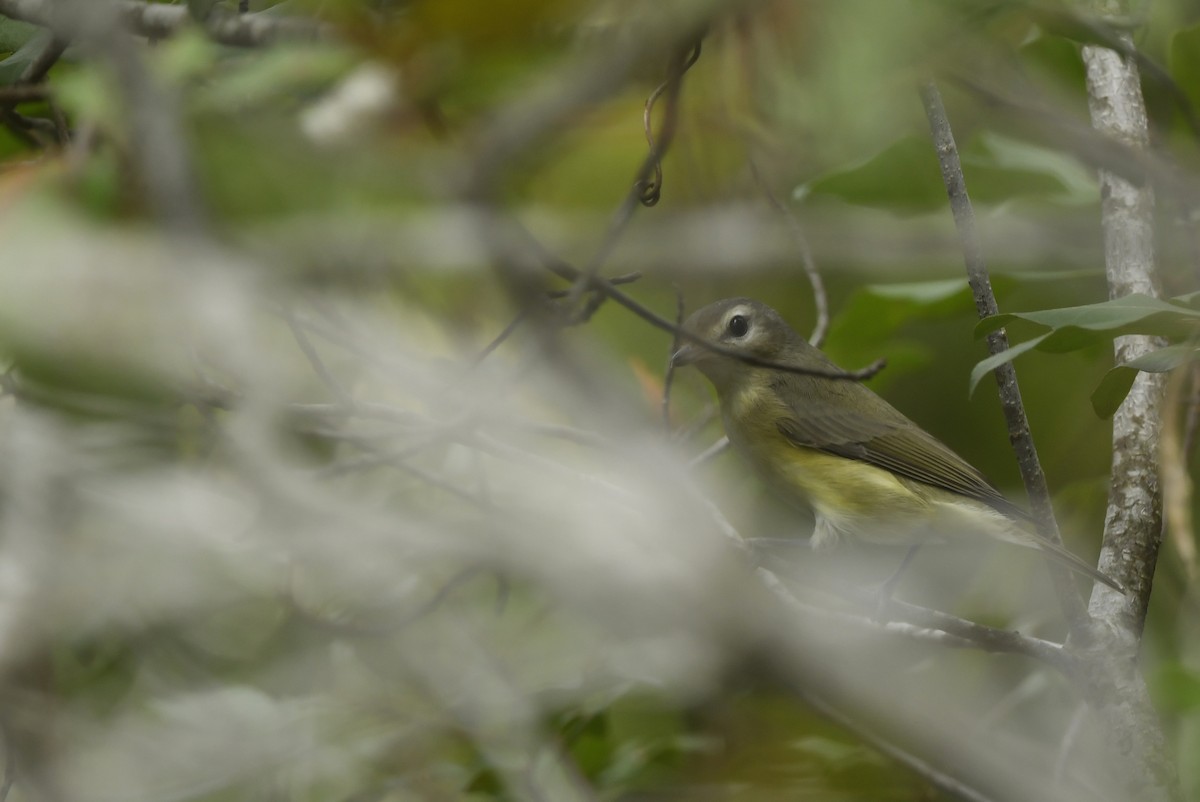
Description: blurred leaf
153,29,220,83
1153,663,1200,713
1169,21,1200,112
792,735,884,769
803,136,945,212
0,17,41,59
1091,343,1200,418
194,43,355,112
802,131,1086,212
1017,29,1088,95
0,28,53,85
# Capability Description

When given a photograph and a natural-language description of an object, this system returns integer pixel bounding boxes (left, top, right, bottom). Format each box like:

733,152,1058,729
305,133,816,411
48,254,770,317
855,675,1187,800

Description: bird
671,296,1122,594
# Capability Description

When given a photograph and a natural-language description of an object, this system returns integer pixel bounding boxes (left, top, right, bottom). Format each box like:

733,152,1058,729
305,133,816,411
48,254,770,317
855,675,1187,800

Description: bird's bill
670,340,706,366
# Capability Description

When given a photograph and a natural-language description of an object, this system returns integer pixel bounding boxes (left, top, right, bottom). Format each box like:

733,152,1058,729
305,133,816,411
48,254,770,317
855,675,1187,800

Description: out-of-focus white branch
0,0,327,47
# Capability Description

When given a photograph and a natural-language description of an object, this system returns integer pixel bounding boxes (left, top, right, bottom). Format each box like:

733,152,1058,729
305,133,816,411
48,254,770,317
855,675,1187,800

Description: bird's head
672,298,798,390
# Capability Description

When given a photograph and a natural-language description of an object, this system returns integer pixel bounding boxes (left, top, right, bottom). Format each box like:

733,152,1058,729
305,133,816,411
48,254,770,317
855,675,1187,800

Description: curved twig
639,41,702,207
747,157,829,347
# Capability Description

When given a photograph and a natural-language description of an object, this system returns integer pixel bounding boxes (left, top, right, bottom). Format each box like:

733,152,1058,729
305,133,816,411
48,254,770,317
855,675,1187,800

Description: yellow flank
720,375,1005,548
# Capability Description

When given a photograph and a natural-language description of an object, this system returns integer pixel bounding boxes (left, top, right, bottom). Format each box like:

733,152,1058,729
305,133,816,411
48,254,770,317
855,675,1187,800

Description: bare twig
747,158,829,347
919,79,1092,637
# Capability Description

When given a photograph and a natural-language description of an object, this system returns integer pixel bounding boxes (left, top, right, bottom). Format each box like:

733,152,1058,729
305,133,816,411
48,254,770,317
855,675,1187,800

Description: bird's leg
871,545,921,620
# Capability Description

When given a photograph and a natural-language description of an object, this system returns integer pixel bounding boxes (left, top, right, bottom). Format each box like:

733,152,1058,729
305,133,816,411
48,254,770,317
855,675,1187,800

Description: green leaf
1169,21,1200,113
803,132,1088,212
0,18,42,58
976,293,1200,341
968,333,1050,394
0,29,53,85
1152,663,1200,713
803,136,946,212
1091,343,1200,418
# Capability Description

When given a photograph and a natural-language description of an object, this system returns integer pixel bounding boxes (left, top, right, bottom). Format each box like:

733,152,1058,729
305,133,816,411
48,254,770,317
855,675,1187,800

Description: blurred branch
0,86,47,103
761,569,1074,672
950,76,1199,209
0,0,327,47
43,1,207,236
919,80,1092,637
747,158,829,348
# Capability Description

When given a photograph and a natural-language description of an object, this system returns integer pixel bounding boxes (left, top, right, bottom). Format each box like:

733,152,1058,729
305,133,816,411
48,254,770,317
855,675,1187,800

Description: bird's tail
1030,536,1125,594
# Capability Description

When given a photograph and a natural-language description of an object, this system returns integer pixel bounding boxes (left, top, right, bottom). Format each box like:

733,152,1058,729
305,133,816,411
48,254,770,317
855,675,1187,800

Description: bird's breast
720,384,936,542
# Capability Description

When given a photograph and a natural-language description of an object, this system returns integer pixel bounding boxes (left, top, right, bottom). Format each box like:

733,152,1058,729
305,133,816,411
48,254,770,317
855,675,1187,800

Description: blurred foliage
0,0,1196,800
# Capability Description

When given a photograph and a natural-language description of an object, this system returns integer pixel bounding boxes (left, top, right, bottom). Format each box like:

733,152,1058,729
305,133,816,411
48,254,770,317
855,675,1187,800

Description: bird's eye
727,314,749,338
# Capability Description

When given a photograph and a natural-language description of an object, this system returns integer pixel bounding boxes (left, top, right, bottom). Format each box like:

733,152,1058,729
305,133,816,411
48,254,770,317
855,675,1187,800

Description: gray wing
771,374,1029,521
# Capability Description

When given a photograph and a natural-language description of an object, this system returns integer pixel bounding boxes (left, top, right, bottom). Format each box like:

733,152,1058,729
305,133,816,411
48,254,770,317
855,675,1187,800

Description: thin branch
919,79,1092,640
473,307,529,365
661,287,684,431
799,690,998,802
512,224,887,381
747,158,829,347
689,435,729,466
285,306,356,410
